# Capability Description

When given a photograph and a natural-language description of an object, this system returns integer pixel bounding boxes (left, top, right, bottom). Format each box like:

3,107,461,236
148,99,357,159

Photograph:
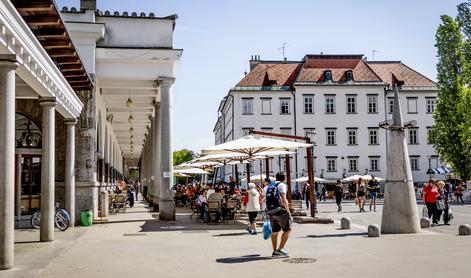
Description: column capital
157,77,175,87
0,54,19,70
39,97,57,107
64,119,78,125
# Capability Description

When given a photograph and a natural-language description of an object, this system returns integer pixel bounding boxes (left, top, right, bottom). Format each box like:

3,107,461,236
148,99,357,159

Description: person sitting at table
196,189,208,220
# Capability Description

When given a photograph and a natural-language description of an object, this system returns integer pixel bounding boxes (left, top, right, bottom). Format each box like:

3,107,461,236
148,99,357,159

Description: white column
64,119,76,227
39,97,56,242
158,77,175,220
15,153,22,225
0,55,18,270
152,103,161,209
148,117,155,207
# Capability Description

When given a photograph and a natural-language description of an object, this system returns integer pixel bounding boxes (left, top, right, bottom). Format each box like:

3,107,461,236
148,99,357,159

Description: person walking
356,178,367,212
367,175,380,212
303,182,310,209
455,182,464,204
264,172,292,257
320,183,327,202
334,180,343,212
437,181,450,225
423,179,440,225
245,183,261,235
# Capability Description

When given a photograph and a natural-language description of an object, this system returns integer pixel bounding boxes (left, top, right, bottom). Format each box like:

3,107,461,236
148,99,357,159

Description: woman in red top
423,179,440,225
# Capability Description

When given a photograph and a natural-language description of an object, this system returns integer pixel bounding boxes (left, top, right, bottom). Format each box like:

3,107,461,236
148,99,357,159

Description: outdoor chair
207,200,222,223
290,200,305,216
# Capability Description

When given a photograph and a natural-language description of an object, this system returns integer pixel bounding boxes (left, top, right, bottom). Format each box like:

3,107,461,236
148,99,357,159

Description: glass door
20,155,41,214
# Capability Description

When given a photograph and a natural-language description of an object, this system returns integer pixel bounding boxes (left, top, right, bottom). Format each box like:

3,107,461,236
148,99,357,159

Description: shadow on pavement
95,219,154,225
216,254,276,264
306,232,367,238
213,232,250,237
139,218,246,233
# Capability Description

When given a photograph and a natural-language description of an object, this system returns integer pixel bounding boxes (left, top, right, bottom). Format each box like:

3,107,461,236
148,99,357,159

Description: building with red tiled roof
215,54,440,186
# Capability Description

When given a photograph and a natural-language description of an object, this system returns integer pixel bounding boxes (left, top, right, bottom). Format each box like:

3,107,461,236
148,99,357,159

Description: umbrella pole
265,157,270,182
307,146,316,217
286,154,292,202
246,163,251,185
234,164,239,187
259,160,263,185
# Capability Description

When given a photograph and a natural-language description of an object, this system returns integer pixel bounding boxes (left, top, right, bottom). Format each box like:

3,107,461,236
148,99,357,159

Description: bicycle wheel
30,212,40,229
55,209,70,231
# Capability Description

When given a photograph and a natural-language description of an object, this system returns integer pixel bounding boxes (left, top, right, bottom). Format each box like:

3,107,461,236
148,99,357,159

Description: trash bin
81,209,93,226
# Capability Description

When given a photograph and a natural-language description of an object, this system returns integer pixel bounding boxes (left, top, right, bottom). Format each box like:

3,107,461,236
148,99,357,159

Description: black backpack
266,181,283,214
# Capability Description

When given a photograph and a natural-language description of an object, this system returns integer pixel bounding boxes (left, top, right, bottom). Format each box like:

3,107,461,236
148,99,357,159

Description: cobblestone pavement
2,199,470,278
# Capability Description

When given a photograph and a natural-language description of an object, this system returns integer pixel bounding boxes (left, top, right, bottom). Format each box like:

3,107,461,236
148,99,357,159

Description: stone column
159,77,175,220
148,117,155,207
15,153,22,226
64,119,77,227
39,97,56,242
152,103,161,211
0,55,18,270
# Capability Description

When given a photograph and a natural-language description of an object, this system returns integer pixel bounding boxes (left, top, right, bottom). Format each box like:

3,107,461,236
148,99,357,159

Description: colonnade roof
12,0,92,91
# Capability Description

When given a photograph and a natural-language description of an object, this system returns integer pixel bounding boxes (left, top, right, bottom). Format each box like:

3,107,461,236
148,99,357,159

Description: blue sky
57,0,462,153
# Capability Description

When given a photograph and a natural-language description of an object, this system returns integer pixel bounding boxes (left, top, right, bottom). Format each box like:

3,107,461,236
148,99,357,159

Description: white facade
214,58,441,186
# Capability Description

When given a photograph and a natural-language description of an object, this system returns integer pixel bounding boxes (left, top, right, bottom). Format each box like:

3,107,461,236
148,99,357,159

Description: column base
158,198,175,221
152,196,160,212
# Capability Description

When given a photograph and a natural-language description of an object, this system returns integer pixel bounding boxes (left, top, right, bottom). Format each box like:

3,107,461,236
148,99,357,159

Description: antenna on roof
278,42,290,61
372,50,380,61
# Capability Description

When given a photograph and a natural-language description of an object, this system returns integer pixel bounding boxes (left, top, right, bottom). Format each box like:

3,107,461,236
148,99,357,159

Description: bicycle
30,203,70,231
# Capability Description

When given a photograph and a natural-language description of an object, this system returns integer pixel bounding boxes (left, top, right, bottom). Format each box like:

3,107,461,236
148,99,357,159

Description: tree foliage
173,149,194,166
431,1,471,181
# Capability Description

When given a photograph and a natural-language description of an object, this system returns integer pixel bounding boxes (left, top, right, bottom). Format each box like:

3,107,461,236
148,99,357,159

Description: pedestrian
367,175,380,212
303,182,310,209
245,183,261,235
264,172,291,257
436,181,450,225
423,178,440,225
356,177,367,212
229,176,236,195
334,180,343,212
320,183,327,201
455,182,464,204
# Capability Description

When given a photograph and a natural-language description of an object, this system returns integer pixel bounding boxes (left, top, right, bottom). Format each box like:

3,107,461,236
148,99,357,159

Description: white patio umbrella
341,175,363,182
173,168,209,175
360,175,385,181
241,174,275,182
201,135,312,156
292,176,334,183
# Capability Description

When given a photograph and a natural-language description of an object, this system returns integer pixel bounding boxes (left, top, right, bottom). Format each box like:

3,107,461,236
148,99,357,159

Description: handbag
422,206,428,218
262,211,272,240
436,200,445,210
448,207,454,220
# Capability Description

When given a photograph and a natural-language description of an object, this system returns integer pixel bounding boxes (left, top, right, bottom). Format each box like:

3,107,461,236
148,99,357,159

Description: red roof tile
236,62,302,87
367,61,436,87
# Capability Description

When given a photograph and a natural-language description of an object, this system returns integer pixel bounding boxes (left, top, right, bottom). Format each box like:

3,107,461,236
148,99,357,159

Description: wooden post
286,154,292,202
234,164,239,187
246,162,251,184
265,157,270,180
307,146,316,217
259,160,263,184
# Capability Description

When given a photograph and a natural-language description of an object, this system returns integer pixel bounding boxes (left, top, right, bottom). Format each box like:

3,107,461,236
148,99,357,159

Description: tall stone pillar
0,55,18,270
380,87,420,234
39,97,56,242
152,103,161,211
148,117,155,207
15,153,22,225
159,77,175,220
64,119,77,227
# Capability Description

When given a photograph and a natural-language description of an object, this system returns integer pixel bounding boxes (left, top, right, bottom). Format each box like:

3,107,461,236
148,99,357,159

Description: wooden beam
13,1,54,12
66,76,89,82
41,40,72,49
48,49,76,57
33,28,66,39
63,71,86,78
59,64,83,71
22,16,60,26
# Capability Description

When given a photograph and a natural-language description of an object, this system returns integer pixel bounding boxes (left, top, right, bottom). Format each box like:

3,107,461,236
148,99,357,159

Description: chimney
249,55,261,71
81,0,96,10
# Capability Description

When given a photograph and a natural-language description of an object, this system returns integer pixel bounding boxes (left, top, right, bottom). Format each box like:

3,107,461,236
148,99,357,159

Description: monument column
159,77,176,220
64,119,77,227
0,55,18,270
152,102,161,211
39,97,56,242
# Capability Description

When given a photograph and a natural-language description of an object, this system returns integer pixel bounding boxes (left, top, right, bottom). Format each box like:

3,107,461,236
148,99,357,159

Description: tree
173,149,194,166
430,2,471,181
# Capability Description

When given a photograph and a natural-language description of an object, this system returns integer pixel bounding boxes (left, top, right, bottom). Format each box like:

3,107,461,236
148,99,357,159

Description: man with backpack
264,172,292,257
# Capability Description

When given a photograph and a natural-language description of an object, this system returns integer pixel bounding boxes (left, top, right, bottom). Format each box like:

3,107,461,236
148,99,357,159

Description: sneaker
272,251,281,257
276,249,289,257
246,228,252,234
369,205,372,211
251,230,258,235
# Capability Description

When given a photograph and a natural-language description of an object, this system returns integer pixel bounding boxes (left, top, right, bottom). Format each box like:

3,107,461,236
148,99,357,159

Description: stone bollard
340,217,351,230
368,224,380,237
420,217,431,229
458,224,471,236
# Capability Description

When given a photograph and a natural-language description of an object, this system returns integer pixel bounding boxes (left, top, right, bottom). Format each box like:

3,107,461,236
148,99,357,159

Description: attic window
346,70,353,81
324,70,332,82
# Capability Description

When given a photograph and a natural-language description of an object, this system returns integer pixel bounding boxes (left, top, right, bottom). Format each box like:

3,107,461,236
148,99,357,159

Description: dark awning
427,167,454,175
11,0,93,90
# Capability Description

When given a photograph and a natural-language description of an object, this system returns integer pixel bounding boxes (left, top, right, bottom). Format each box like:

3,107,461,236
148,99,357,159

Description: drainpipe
290,86,299,185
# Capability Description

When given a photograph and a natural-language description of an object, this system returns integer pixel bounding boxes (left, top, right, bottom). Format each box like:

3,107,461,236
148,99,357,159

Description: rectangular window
326,157,337,172
426,97,436,114
407,98,418,114
242,98,253,115
388,97,394,114
369,157,380,171
280,128,292,135
261,98,271,114
261,127,273,133
368,128,379,145
367,95,378,113
304,128,315,137
325,95,335,114
326,128,336,145
347,128,358,145
242,128,253,136
346,95,357,114
280,98,290,115
410,156,420,171
303,95,314,114
348,157,358,172
408,128,418,145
